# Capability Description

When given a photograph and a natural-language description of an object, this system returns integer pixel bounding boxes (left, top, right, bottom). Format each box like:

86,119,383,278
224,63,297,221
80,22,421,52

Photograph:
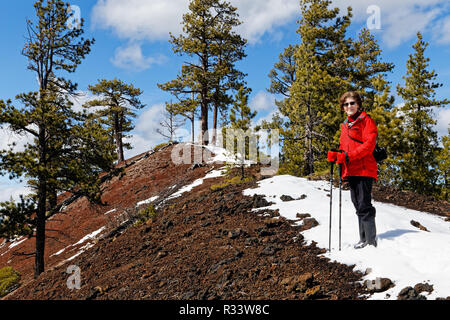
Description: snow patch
168,169,225,200
243,175,450,300
52,226,106,259
104,208,117,215
51,246,69,257
136,196,159,208
66,242,96,262
73,227,106,246
8,237,27,249
204,144,256,166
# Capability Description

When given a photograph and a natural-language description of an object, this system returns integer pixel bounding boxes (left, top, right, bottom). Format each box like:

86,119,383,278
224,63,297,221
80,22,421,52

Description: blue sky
0,0,449,201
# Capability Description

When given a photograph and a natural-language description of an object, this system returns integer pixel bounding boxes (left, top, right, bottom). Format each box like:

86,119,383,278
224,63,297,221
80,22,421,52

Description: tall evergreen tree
158,0,246,146
267,44,297,148
368,74,403,186
84,79,145,163
350,28,395,112
210,17,246,145
0,0,115,277
279,0,352,176
268,44,297,99
396,32,449,195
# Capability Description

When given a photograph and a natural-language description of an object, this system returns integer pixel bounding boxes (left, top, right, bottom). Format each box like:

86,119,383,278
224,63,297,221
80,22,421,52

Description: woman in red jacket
328,91,378,249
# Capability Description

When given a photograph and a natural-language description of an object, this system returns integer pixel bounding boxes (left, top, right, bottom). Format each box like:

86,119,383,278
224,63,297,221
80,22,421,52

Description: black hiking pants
347,176,377,245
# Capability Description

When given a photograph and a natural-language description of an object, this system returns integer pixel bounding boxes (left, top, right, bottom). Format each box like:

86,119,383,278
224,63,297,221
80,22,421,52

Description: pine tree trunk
48,186,57,214
191,115,195,144
211,103,218,146
35,127,47,278
35,184,46,278
114,112,124,162
201,98,209,146
169,112,174,142
200,46,209,146
308,126,314,175
305,103,314,175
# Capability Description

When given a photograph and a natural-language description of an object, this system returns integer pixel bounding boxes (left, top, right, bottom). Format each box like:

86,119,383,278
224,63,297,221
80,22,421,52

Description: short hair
339,91,363,109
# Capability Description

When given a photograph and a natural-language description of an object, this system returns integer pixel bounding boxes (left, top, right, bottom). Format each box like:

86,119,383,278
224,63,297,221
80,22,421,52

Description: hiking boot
354,241,368,249
367,239,377,247
362,216,377,247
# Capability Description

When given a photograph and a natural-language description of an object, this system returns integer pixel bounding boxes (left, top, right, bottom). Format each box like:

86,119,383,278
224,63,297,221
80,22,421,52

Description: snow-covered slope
243,175,450,300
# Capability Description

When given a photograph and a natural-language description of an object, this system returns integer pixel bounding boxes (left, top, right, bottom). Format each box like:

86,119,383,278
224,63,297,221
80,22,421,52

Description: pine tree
163,91,199,143
396,32,449,195
0,0,115,277
157,102,186,142
158,0,246,146
230,86,256,132
268,44,297,99
84,79,145,163
350,28,395,112
437,130,449,200
368,74,403,186
0,87,116,277
279,0,352,176
228,86,257,179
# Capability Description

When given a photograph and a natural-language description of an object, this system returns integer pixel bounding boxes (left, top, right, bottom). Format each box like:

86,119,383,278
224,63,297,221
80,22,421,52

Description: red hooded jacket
339,111,378,180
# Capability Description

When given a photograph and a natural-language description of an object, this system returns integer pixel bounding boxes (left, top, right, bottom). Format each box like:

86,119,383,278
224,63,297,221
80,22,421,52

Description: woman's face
342,97,360,117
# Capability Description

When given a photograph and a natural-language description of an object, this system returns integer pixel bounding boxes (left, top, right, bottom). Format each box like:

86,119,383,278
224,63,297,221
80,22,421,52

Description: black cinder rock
280,195,294,202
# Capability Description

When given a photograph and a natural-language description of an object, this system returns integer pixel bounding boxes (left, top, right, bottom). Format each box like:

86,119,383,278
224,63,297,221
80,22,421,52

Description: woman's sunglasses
342,101,357,107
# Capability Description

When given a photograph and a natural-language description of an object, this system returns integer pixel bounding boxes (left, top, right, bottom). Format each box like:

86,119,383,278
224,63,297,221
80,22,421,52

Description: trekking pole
329,161,334,252
338,163,343,251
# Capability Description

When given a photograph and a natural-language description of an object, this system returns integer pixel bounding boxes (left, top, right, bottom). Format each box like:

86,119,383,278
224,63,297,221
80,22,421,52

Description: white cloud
68,91,96,113
125,103,167,158
381,7,440,48
92,0,450,48
0,129,32,203
91,0,188,41
233,0,299,44
255,109,279,127
333,0,450,47
0,182,32,203
111,42,167,71
432,15,450,44
249,91,276,112
91,0,299,45
0,126,34,153
435,107,450,138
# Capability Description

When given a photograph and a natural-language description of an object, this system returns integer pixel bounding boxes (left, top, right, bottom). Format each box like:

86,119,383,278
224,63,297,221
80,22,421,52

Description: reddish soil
372,185,449,219
1,143,448,300
0,144,213,285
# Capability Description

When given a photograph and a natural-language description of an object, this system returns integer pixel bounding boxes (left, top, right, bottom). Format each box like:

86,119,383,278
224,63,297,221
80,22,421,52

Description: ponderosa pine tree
346,28,401,186
279,0,352,176
396,32,449,195
158,0,246,146
266,44,297,147
350,28,394,111
0,92,117,243
84,79,145,163
268,44,297,99
0,0,116,277
368,74,404,186
210,18,246,145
